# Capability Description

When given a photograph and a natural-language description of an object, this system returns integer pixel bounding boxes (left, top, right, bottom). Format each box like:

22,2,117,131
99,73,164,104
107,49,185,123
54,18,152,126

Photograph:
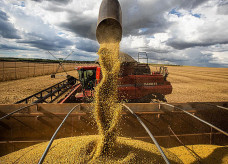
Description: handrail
123,104,170,164
0,103,36,121
203,102,228,111
38,104,80,164
160,103,228,136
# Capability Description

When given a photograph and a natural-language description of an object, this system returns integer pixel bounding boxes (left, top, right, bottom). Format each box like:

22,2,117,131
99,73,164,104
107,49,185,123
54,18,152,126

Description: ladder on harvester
135,52,150,75
138,52,148,65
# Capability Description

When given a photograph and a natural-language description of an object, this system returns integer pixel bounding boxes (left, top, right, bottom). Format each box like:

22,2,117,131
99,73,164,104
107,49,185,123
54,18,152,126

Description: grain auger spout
96,0,122,44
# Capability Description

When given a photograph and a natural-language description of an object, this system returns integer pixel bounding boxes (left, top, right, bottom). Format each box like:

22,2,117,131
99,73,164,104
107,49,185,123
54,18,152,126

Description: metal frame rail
38,104,80,164
15,79,76,104
0,103,36,121
123,104,170,164
160,103,228,136
202,102,228,111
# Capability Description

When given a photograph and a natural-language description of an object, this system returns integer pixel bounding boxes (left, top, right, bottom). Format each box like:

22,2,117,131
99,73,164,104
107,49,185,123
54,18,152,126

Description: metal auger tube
96,0,122,44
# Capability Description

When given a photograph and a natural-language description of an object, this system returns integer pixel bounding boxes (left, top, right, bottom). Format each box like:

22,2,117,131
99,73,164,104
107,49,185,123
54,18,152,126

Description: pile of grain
92,42,122,159
1,136,228,163
0,135,182,163
168,144,228,164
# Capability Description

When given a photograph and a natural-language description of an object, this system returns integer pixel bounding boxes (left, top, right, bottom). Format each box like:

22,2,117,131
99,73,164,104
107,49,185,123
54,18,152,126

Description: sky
0,0,228,67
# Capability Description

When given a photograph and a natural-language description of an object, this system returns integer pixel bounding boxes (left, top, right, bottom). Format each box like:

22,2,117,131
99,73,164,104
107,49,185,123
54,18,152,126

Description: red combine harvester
59,52,172,104
15,58,172,104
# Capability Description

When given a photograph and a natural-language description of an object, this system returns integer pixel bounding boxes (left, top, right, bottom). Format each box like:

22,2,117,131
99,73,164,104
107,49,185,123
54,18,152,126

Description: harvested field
151,66,228,103
0,65,227,104
0,70,78,104
0,61,77,82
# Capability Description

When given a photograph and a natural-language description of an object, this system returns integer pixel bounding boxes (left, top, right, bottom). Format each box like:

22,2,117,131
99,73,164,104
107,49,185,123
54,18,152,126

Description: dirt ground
0,65,227,104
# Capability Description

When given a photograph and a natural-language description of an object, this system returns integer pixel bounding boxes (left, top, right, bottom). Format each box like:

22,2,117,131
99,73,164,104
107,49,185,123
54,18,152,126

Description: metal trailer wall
0,102,227,157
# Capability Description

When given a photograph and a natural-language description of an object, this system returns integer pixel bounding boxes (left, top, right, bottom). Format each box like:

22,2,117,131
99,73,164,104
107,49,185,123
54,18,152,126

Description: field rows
165,66,228,102
0,61,77,81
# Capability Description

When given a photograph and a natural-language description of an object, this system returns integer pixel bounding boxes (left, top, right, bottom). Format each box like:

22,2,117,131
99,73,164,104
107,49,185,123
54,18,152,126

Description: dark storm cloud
18,34,73,50
167,40,228,50
120,0,208,37
47,0,73,4
170,50,225,67
147,50,226,67
122,46,227,67
60,15,97,40
181,49,227,67
142,46,172,54
31,0,97,39
35,0,75,12
178,0,208,9
0,10,21,39
51,0,171,40
76,39,99,52
0,44,29,50
70,51,97,61
42,0,208,42
217,1,228,15
43,5,73,12
122,48,188,64
120,0,170,37
147,52,188,63
32,0,72,5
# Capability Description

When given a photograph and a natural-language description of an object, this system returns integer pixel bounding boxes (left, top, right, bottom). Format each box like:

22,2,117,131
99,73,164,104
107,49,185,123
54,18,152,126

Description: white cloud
166,1,228,49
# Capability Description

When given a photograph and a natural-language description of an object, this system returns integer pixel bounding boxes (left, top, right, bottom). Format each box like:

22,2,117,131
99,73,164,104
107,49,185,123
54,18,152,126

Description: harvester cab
77,67,97,90
74,66,102,102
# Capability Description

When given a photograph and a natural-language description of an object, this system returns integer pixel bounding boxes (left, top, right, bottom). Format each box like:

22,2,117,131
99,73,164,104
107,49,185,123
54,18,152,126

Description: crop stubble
160,66,228,102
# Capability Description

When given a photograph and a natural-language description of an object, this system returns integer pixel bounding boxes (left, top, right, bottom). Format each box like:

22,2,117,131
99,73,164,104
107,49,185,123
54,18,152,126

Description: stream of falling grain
92,42,122,160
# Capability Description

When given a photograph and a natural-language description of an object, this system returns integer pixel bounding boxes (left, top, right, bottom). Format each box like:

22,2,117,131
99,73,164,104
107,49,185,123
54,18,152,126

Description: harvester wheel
150,94,167,103
156,94,167,102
